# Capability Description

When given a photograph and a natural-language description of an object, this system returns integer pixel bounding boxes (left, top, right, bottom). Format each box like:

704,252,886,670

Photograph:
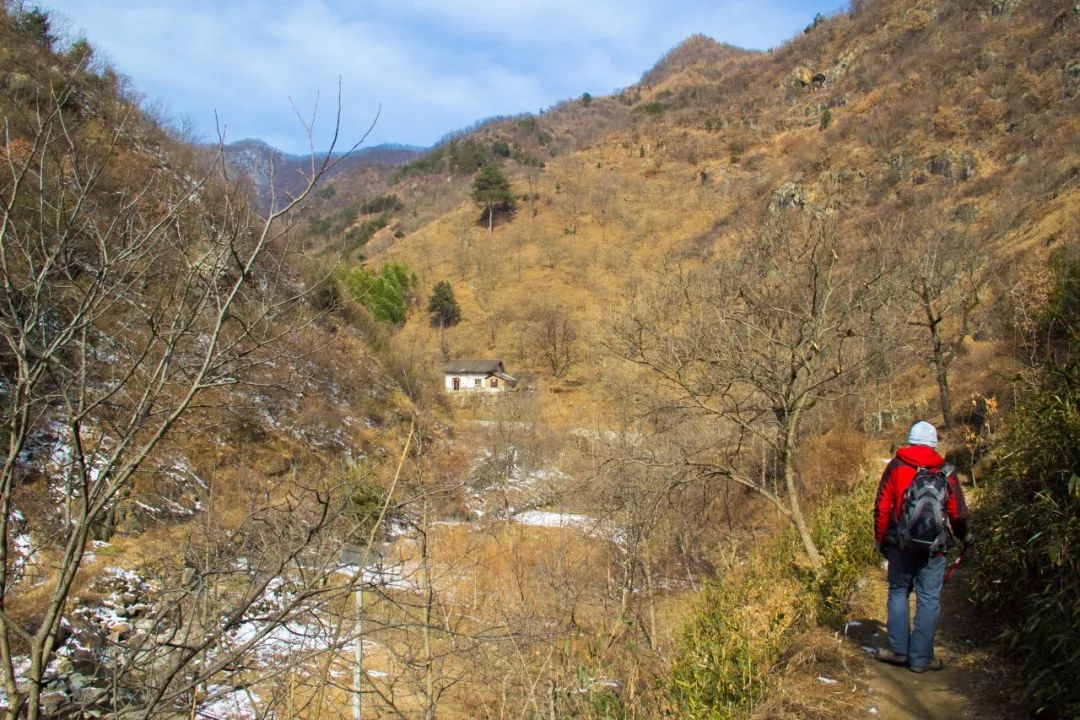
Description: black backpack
897,463,954,554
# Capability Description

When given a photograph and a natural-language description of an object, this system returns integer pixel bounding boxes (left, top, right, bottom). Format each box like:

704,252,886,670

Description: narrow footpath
842,559,1023,719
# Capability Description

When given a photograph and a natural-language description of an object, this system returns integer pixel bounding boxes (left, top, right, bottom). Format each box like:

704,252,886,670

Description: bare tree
556,158,586,236
530,305,580,380
592,180,618,240
904,215,989,425
610,210,885,570
0,71,377,718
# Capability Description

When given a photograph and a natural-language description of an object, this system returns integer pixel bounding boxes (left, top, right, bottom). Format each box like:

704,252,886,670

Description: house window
474,378,482,388
452,377,460,390
490,378,499,388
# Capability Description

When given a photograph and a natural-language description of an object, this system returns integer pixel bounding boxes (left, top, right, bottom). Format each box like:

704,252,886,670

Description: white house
443,359,516,392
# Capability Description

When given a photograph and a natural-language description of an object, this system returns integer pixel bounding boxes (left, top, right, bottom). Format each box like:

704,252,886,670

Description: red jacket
874,444,969,549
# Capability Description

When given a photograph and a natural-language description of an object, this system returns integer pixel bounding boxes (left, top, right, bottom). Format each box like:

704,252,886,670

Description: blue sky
41,1,848,154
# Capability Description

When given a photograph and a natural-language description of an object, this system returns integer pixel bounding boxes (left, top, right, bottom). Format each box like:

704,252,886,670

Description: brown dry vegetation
303,0,1077,715
356,0,1078,433
3,0,1078,717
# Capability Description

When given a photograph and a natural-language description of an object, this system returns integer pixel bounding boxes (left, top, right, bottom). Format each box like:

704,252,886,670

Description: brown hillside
3,1,1077,717
319,0,1079,429
640,33,752,87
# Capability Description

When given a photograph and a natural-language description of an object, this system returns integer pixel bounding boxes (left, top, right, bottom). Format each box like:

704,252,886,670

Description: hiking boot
875,648,908,666
909,657,944,673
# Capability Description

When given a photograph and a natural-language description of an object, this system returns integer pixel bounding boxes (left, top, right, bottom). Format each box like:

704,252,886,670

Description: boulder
771,183,807,210
990,0,1021,16
791,66,813,87
927,152,954,177
108,621,131,639
40,692,66,716
959,153,977,180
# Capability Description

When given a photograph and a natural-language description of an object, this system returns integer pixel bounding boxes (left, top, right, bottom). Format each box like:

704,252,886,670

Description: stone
959,154,977,180
954,204,979,223
771,182,807,210
791,66,813,87
40,693,66,715
990,0,1020,16
927,152,954,177
108,621,131,639
53,657,74,676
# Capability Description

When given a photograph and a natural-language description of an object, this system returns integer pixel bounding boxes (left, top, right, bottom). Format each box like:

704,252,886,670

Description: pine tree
471,162,514,235
427,280,461,327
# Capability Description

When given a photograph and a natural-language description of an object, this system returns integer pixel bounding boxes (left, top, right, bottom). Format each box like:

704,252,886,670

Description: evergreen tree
471,162,514,235
427,280,461,327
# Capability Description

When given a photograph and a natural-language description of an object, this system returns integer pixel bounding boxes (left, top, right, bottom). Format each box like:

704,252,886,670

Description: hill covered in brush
303,0,1078,715
2,0,1078,718
0,6,441,717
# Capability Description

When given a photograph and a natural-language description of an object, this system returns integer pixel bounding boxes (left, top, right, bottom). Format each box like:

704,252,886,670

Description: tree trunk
922,290,952,426
487,204,494,236
783,417,822,571
643,552,658,652
421,501,437,720
935,353,952,426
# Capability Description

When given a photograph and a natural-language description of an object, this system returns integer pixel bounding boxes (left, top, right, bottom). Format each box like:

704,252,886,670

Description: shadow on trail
839,567,1025,719
841,616,943,719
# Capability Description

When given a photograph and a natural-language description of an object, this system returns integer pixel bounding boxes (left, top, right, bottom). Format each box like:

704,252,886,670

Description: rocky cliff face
223,139,423,213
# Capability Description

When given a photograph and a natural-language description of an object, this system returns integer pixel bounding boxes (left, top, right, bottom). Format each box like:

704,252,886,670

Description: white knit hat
907,420,938,448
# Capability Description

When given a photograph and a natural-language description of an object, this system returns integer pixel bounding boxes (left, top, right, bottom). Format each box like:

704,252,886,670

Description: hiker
873,420,969,672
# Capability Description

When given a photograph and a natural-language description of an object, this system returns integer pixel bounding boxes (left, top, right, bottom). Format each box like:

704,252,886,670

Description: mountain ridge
222,137,424,213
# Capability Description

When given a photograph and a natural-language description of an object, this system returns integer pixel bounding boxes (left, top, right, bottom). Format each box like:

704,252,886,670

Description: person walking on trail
874,420,969,672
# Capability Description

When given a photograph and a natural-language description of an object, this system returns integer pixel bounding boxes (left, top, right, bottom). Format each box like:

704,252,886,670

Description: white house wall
444,372,505,392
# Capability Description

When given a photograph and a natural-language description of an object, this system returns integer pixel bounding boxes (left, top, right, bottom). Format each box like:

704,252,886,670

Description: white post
353,585,362,720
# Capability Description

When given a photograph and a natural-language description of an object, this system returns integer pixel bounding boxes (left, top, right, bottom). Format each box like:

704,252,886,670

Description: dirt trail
843,560,1022,719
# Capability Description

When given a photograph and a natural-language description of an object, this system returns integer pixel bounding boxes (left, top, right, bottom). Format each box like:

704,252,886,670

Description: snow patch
199,685,259,719
511,510,623,545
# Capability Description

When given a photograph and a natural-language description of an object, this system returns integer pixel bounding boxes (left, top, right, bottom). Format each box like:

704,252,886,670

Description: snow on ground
512,510,596,529
511,509,624,545
12,533,31,556
568,428,642,446
165,457,207,489
198,685,260,719
225,614,344,666
335,562,421,593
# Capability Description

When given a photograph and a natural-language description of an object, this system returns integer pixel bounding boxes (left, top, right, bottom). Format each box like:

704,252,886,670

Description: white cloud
40,0,847,153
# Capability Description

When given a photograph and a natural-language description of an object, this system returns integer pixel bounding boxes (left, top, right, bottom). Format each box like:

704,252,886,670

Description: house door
452,377,460,390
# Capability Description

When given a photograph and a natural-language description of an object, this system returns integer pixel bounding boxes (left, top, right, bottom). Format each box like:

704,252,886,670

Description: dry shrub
976,96,1007,128
1011,65,1057,112
800,429,870,501
777,132,815,169
391,521,611,627
901,72,923,94
931,104,966,137
902,8,932,32
752,628,869,720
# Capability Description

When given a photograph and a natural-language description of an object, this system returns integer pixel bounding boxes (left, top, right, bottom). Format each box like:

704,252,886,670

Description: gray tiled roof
442,359,505,374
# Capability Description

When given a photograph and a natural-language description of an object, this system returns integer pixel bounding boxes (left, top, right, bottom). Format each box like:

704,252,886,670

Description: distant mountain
222,139,424,213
